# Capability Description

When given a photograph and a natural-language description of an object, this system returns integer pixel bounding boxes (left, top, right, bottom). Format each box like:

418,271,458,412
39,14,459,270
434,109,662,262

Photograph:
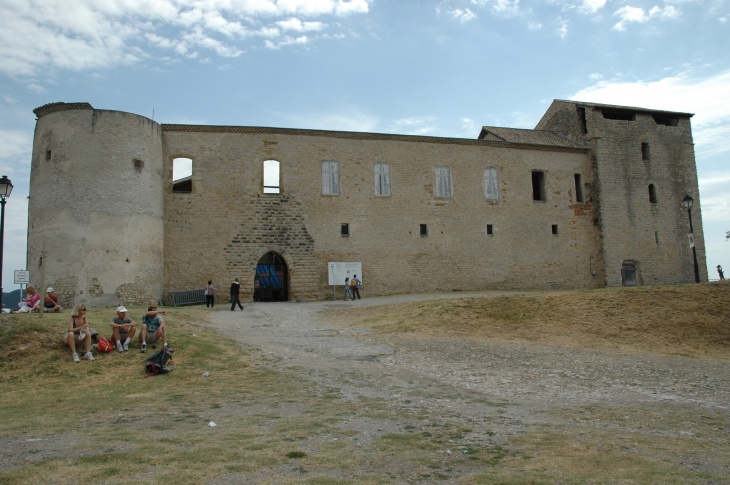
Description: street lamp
682,195,700,283
0,175,13,311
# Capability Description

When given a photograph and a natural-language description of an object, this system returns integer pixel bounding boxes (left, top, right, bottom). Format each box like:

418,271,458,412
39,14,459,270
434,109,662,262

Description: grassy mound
332,282,730,359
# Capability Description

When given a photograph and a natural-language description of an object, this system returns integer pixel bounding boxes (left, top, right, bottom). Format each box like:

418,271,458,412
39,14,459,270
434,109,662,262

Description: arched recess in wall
254,252,288,302
172,157,193,192
263,160,280,194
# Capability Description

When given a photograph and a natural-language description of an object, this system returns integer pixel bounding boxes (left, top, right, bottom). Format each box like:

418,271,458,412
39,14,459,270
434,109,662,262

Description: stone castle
27,100,707,308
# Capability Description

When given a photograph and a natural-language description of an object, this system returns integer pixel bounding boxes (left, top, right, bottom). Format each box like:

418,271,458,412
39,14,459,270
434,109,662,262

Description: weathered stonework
27,100,707,308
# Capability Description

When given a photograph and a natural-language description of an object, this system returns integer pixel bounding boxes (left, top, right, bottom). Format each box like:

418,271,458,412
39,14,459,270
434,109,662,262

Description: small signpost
14,270,29,301
688,234,695,248
328,262,362,299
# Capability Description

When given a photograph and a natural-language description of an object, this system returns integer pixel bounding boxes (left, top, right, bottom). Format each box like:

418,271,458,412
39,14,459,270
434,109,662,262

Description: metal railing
171,289,206,307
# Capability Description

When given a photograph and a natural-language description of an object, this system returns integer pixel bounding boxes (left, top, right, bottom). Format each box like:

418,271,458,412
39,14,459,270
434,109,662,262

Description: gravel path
210,292,730,446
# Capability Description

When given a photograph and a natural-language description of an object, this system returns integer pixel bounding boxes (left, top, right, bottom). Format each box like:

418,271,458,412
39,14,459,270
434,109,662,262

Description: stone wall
161,128,603,301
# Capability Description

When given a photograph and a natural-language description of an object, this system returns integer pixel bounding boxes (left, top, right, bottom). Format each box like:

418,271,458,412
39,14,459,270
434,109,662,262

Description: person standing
230,277,244,311
718,265,725,281
205,280,215,307
352,274,362,300
343,277,352,301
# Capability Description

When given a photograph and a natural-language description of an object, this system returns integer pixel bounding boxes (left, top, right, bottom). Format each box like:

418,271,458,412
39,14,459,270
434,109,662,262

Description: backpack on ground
97,337,114,352
143,349,174,377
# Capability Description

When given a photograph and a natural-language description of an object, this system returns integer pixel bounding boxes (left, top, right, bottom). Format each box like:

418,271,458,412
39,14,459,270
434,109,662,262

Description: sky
0,0,728,291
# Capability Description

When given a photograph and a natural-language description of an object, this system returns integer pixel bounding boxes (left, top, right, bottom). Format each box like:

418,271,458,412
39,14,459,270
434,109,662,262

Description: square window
341,223,349,237
552,224,558,235
45,150,52,161
487,224,493,235
420,224,427,236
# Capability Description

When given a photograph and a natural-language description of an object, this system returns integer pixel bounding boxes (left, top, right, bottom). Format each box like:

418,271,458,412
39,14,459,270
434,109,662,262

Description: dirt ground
207,287,730,482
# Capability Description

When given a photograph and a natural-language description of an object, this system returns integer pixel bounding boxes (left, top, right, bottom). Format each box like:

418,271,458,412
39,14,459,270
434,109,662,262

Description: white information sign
14,270,30,285
688,234,695,248
328,262,362,286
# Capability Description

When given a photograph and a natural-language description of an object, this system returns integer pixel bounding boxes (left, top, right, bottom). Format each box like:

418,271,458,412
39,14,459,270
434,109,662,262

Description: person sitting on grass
11,285,41,313
110,305,137,352
43,287,63,313
66,304,94,363
139,305,169,353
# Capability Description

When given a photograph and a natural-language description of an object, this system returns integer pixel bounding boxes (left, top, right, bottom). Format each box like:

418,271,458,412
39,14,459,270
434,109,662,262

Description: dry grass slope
332,282,730,360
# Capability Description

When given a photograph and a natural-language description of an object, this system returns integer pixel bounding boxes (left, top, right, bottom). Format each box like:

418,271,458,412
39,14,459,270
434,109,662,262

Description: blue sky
0,0,728,290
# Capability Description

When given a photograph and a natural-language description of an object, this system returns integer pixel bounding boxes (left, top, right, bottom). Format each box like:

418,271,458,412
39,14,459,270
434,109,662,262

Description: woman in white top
205,280,215,308
66,304,94,363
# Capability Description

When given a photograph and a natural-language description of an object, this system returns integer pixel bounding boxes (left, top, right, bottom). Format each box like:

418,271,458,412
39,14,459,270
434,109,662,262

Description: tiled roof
162,124,589,153
479,126,588,149
556,99,694,117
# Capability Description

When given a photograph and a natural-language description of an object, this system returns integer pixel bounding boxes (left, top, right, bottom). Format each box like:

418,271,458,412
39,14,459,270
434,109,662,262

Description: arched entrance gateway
254,252,289,302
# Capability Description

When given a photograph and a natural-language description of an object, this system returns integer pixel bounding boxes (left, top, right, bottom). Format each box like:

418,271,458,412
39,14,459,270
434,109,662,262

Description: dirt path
210,292,730,449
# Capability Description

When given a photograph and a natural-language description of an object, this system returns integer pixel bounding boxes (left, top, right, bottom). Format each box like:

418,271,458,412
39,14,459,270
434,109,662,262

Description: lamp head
0,175,12,200
682,195,693,210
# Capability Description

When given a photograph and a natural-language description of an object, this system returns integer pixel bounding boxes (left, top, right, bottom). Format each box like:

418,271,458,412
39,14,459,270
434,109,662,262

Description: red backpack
97,337,114,352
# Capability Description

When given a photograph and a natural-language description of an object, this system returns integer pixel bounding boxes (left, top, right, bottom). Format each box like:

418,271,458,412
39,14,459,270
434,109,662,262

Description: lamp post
682,195,700,283
0,175,14,311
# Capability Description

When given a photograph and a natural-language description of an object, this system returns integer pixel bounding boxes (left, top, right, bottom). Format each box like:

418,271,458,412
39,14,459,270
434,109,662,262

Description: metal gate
621,262,637,286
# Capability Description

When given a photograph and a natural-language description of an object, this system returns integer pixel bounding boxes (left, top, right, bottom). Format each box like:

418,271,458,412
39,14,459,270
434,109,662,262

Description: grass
324,281,730,360
2,283,730,483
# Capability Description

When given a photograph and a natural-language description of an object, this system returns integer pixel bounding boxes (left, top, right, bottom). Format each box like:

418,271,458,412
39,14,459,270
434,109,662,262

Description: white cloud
265,35,309,49
582,0,606,13
527,21,543,29
449,8,478,22
27,83,45,93
571,69,730,158
389,117,439,135
0,0,370,76
698,172,730,222
0,129,32,166
276,18,326,31
613,5,681,30
589,72,603,80
492,0,521,16
558,18,569,38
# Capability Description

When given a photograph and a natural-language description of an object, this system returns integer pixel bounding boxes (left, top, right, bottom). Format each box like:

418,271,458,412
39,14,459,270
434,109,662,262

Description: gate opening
621,262,638,287
254,252,288,302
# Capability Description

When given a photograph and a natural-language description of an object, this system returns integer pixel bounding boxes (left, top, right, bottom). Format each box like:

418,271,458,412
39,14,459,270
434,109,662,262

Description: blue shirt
142,314,162,333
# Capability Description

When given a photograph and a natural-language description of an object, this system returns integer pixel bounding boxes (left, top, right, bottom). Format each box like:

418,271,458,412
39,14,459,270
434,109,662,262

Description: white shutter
322,161,340,195
484,168,499,200
435,166,451,197
374,163,391,196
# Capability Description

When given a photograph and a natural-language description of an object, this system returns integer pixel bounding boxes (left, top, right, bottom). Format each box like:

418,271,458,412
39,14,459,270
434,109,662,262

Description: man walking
230,277,244,311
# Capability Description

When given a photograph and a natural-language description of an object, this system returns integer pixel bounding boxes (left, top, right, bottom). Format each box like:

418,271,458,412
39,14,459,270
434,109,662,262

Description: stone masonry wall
161,128,603,301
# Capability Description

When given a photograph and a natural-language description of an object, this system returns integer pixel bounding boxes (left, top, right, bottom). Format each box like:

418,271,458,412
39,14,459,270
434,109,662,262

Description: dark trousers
206,295,215,307
352,287,361,299
230,294,243,311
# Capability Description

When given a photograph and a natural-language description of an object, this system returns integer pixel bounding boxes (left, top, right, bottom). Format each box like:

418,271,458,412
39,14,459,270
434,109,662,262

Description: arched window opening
172,157,193,193
484,168,499,200
648,184,657,203
263,160,280,194
374,162,391,196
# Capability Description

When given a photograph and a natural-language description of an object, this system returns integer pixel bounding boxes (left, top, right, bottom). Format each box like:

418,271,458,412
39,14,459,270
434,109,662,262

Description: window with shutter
322,161,340,195
435,166,451,198
374,162,391,196
484,168,499,200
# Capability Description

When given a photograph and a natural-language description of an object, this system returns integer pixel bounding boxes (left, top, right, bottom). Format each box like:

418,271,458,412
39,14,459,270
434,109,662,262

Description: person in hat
110,306,137,352
230,277,243,311
139,305,169,353
43,287,62,313
67,303,94,363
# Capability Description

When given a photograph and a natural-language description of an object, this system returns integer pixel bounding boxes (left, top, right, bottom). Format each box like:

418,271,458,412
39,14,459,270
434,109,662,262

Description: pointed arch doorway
254,252,289,302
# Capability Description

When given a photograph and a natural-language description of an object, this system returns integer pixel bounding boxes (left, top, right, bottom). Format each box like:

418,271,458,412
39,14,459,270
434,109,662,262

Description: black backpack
143,349,174,377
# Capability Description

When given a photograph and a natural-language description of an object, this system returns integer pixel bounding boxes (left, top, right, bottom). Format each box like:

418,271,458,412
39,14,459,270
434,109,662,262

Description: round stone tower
28,102,164,308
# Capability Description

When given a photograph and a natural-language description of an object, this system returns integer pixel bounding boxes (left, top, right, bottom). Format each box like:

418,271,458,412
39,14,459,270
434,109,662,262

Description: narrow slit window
487,224,493,236
484,168,499,200
374,162,391,196
574,174,584,203
532,171,545,201
552,224,558,235
322,161,340,195
578,107,588,134
263,160,280,194
46,150,52,161
341,223,349,237
655,231,659,244
648,184,657,203
435,166,451,198
172,157,193,193
420,224,428,236
641,143,650,161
